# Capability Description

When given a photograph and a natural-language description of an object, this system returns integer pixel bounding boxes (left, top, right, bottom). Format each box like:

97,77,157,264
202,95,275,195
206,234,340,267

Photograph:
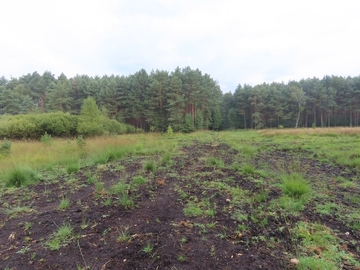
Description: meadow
1,129,360,269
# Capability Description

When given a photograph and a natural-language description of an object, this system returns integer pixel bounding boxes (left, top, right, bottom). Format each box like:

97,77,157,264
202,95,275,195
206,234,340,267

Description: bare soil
1,141,360,269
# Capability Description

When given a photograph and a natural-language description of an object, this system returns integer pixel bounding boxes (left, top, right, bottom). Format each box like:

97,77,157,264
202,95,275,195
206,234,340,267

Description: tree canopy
1,69,360,132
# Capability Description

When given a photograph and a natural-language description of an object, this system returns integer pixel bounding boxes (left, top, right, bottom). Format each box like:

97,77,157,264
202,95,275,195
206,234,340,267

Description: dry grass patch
259,127,360,137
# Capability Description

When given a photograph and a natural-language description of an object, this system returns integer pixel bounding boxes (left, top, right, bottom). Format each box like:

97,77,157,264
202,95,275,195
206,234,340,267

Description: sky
1,0,360,93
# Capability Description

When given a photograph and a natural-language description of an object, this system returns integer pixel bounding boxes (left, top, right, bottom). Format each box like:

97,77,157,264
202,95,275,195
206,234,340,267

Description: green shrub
183,114,194,133
0,112,78,139
167,125,174,136
6,167,39,187
125,124,136,133
102,118,127,135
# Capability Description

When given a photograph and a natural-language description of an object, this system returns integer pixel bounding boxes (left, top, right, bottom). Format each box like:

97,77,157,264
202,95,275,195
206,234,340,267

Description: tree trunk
350,109,353,126
320,111,324,127
295,110,300,128
243,113,246,129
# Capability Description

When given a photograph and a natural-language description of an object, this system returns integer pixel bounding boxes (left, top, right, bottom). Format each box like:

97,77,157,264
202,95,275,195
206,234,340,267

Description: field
1,129,360,269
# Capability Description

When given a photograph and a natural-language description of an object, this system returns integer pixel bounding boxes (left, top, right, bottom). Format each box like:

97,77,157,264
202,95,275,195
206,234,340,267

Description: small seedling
116,228,131,242
142,241,153,253
180,236,187,243
81,218,90,230
177,254,186,262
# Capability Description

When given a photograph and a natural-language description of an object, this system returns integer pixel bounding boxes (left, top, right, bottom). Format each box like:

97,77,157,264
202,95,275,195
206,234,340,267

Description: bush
125,124,136,134
0,112,78,139
102,118,127,135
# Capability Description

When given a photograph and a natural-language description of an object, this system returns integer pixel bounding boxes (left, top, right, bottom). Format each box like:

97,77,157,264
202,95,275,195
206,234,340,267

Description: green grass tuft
6,166,39,187
281,173,311,198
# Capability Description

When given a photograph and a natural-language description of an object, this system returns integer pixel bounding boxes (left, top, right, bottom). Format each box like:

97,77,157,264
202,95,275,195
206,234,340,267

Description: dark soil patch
1,141,359,269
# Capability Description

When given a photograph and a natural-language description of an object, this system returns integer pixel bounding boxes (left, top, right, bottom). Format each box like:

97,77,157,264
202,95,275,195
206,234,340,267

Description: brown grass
258,127,360,137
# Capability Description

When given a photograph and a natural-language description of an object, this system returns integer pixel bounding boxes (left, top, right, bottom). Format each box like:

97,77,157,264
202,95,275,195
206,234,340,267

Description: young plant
76,135,86,148
0,138,11,155
41,132,52,145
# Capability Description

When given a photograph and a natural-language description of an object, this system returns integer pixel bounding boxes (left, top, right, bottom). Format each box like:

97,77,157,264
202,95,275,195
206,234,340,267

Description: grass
46,222,74,251
0,133,176,186
5,166,39,187
206,157,224,167
144,160,156,172
281,173,311,199
183,202,204,217
58,196,70,210
294,221,360,269
2,129,360,268
117,228,131,242
5,205,34,219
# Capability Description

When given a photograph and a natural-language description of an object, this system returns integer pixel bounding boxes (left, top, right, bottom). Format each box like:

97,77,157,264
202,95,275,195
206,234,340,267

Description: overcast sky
1,0,360,92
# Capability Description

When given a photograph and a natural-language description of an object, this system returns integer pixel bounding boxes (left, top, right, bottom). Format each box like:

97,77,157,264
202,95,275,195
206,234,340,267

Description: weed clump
144,160,156,172
206,157,224,167
6,167,39,187
66,161,80,174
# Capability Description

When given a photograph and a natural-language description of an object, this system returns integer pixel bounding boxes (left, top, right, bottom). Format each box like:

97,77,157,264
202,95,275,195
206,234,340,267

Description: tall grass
5,166,39,187
0,133,178,187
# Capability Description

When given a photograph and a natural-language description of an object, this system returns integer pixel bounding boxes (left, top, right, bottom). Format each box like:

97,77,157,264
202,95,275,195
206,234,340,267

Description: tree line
0,67,222,133
1,69,360,133
221,75,360,129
